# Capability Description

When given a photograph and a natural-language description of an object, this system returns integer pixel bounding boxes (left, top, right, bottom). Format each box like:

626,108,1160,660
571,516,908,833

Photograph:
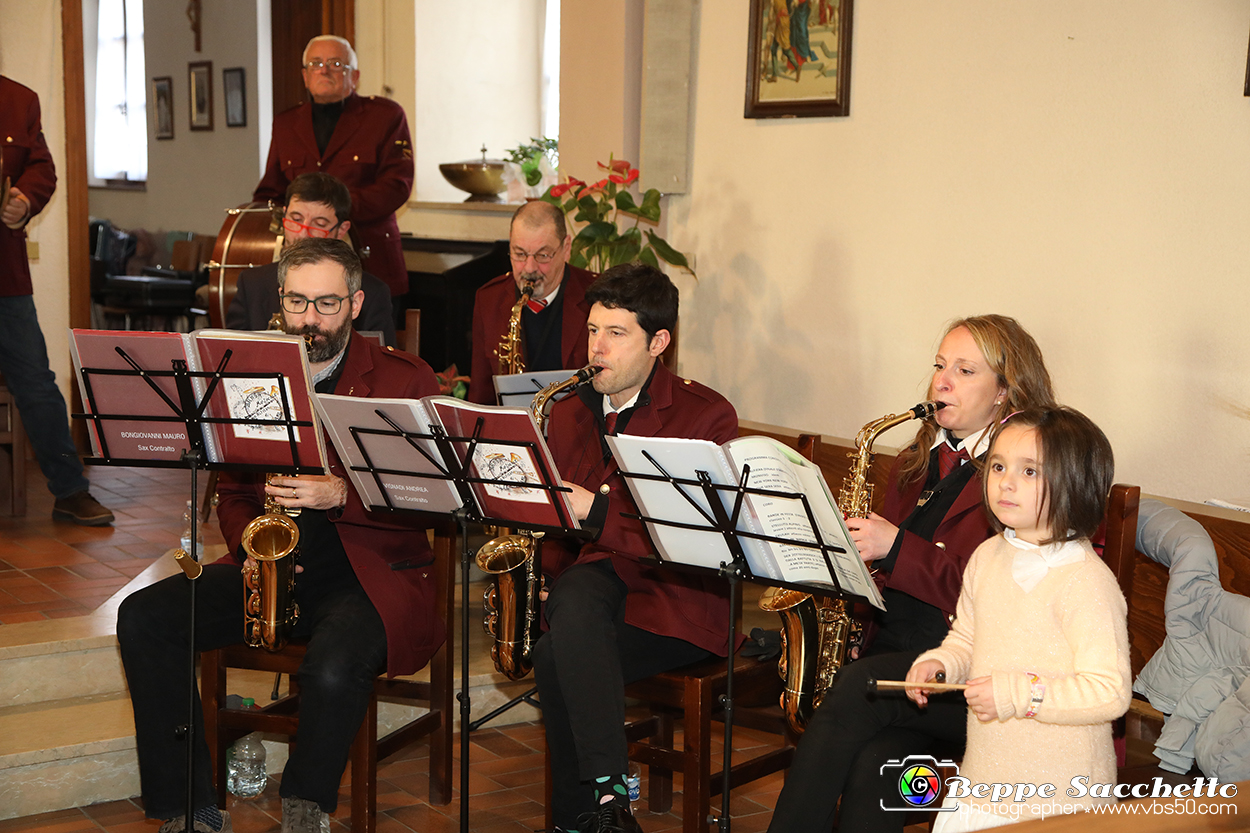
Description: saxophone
759,400,945,733
241,318,307,651
494,276,536,376
476,364,602,680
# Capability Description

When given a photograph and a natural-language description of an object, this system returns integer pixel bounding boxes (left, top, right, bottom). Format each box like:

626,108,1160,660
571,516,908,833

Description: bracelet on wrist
1024,672,1045,718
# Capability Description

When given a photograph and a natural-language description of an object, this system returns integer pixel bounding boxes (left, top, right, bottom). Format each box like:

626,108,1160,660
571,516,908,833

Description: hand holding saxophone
266,474,348,511
845,512,900,562
564,483,595,521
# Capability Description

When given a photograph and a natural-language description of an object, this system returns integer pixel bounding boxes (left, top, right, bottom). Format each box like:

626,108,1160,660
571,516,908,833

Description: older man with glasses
229,172,395,345
467,200,597,404
254,35,413,297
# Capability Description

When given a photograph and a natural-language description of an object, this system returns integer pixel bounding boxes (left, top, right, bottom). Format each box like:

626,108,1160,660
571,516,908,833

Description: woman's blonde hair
896,314,1056,490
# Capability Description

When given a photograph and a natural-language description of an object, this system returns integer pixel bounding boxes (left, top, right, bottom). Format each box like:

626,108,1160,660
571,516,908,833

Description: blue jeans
0,294,88,498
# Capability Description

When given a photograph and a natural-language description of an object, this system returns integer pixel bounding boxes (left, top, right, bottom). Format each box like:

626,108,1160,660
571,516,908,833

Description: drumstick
866,677,968,694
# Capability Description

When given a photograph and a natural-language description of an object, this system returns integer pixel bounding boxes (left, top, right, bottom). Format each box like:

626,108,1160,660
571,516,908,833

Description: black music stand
328,406,589,833
75,344,321,833
616,450,877,833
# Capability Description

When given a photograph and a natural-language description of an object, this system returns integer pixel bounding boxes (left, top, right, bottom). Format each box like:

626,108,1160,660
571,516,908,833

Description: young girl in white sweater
906,407,1131,830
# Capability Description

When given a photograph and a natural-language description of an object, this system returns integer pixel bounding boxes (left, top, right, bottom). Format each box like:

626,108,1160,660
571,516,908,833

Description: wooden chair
397,308,421,357
201,521,456,830
0,375,27,516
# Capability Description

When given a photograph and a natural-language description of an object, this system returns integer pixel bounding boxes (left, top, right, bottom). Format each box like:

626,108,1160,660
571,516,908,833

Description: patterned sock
193,806,225,832
593,773,630,808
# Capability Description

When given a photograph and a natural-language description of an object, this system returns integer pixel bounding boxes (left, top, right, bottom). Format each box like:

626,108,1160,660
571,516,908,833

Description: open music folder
314,393,579,530
70,328,327,469
606,433,885,609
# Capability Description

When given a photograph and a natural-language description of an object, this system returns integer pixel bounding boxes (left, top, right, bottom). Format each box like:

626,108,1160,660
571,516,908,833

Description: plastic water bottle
227,730,267,798
180,500,203,559
626,762,641,809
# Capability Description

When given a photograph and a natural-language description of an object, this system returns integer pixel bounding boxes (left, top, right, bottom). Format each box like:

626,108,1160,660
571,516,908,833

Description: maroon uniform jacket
215,332,442,676
467,265,596,404
878,454,993,619
254,94,413,296
0,77,57,297
544,361,739,656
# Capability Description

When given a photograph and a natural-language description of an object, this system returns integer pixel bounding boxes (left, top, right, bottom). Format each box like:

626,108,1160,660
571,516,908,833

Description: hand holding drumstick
882,660,1000,722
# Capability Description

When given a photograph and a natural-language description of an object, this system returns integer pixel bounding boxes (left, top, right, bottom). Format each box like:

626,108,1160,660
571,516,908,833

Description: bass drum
206,202,283,328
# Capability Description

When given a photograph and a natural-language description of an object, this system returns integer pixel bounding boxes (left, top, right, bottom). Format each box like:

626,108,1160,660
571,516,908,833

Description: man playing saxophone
767,315,1057,833
117,239,442,833
467,200,596,403
534,264,737,833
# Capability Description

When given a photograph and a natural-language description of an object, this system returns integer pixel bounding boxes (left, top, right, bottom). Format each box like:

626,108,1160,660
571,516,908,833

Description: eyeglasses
282,217,341,239
281,294,350,315
303,59,351,72
510,248,557,265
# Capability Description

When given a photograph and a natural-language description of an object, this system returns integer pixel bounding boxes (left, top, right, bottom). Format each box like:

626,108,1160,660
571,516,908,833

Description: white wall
646,1,1250,505
0,1,73,405
410,0,544,202
88,0,264,237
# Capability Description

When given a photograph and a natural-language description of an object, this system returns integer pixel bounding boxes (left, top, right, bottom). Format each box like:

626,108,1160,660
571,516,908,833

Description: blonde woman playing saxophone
767,315,1056,833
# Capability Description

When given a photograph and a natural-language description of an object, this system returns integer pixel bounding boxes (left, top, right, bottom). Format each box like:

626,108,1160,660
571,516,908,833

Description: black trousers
766,650,967,833
115,563,387,818
532,561,710,830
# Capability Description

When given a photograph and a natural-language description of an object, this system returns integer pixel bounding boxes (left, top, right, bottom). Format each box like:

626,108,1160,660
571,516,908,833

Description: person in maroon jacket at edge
533,263,738,833
0,75,113,525
117,239,442,833
766,315,1057,833
467,200,596,404
253,35,413,297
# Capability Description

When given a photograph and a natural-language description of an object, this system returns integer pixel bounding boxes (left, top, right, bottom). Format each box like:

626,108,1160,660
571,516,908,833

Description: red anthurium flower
596,159,632,173
549,182,573,197
609,168,640,185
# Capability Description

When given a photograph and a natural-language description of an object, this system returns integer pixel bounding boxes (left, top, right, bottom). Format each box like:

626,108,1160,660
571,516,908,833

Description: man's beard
286,316,353,363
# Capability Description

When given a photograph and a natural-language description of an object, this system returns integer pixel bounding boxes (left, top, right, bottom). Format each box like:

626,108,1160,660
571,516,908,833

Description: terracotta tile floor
0,465,224,624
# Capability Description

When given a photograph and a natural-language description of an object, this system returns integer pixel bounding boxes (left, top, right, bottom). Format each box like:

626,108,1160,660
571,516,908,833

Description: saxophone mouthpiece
575,365,603,385
911,401,947,419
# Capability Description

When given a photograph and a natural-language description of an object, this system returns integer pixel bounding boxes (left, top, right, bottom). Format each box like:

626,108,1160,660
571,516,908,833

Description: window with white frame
93,0,147,182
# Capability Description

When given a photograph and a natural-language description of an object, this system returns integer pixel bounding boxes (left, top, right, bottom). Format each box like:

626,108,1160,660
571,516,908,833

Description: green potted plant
542,159,693,276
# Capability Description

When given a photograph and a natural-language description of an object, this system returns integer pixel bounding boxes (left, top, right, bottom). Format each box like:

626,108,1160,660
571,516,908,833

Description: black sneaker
52,490,115,526
577,804,643,833
156,812,233,833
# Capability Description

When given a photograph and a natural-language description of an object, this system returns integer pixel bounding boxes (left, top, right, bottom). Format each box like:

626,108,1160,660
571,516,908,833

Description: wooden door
270,0,355,116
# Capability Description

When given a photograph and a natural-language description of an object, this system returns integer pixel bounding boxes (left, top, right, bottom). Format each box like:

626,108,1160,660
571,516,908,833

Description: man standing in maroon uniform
0,75,112,525
533,263,737,833
254,36,413,297
467,200,595,404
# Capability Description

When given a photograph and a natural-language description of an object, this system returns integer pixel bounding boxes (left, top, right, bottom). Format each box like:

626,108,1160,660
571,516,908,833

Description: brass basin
439,159,507,201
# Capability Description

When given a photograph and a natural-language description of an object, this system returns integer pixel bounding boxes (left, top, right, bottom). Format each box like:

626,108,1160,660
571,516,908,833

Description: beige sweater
917,535,1131,827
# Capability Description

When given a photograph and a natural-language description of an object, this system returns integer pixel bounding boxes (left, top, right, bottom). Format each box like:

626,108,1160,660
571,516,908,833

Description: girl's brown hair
982,406,1114,543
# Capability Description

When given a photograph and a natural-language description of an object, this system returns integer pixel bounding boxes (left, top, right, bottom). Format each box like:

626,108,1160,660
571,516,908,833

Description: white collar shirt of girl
1004,528,1086,592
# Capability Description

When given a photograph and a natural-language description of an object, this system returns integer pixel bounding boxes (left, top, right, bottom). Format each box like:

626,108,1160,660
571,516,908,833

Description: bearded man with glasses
117,238,442,833
229,172,395,345
467,200,597,403
254,35,413,297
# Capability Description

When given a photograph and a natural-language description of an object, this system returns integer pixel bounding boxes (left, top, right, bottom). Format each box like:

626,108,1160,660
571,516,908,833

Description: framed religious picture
223,67,247,127
153,77,174,140
744,0,854,119
189,61,213,131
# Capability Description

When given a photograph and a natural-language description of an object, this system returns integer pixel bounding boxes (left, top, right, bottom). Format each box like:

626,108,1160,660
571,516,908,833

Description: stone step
0,548,539,820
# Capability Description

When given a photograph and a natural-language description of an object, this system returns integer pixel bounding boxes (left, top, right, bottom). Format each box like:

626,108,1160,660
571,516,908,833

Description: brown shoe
52,490,115,526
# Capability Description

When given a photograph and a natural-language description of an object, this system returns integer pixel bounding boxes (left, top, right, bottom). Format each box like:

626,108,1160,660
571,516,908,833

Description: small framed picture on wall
223,67,247,127
189,61,213,131
153,76,174,140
